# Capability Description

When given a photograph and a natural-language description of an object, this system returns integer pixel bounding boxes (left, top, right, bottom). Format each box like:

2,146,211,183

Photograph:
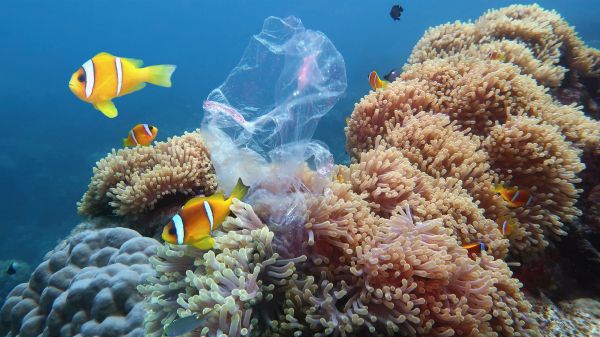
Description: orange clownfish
488,50,506,62
162,178,249,250
497,216,517,237
494,184,533,208
123,124,158,147
368,71,389,90
462,242,489,259
69,52,176,118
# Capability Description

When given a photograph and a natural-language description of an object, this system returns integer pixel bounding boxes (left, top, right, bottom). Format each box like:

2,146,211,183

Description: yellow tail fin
145,64,177,87
122,138,130,147
229,178,249,200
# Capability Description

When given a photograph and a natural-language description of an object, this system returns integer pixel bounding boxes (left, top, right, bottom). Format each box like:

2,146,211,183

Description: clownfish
162,178,249,250
462,242,489,259
123,124,158,147
69,52,176,118
497,216,517,237
488,50,506,62
494,184,533,208
368,71,389,90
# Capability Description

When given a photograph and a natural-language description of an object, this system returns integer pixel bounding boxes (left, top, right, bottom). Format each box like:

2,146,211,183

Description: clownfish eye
168,225,176,235
149,126,154,131
77,72,86,83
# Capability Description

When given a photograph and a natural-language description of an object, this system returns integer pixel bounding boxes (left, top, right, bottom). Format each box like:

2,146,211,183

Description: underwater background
2,0,600,336
1,0,599,279
0,0,600,264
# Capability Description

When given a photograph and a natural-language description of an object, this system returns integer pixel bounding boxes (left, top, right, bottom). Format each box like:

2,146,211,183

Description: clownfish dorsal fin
207,191,226,201
123,57,144,68
94,52,113,59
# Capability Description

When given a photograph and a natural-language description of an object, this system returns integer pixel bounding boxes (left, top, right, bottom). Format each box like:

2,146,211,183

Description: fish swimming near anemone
497,216,517,237
494,184,533,208
164,309,214,336
383,68,401,82
123,124,158,147
488,50,506,62
368,71,389,90
462,242,489,259
68,52,176,118
162,178,249,250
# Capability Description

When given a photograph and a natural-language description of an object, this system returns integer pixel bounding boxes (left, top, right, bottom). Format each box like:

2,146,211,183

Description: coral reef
77,130,217,225
141,168,538,336
0,227,159,337
408,4,600,91
530,294,600,336
0,260,31,304
346,36,596,256
138,199,306,337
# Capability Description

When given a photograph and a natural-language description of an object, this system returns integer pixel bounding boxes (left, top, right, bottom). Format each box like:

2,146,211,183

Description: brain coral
0,227,159,337
77,130,217,222
140,168,538,337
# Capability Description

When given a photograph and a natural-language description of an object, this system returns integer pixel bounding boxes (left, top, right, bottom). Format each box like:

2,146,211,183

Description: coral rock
0,227,159,337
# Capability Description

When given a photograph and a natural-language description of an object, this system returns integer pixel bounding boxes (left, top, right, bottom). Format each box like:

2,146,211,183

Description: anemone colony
2,4,600,337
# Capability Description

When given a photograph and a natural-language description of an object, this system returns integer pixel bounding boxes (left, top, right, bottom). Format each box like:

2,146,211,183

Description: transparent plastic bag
200,16,346,240
201,15,346,192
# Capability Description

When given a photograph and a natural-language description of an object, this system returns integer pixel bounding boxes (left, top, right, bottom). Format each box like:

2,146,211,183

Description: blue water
1,0,599,265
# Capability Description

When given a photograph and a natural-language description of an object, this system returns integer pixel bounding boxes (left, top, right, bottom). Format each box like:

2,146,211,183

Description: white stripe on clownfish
203,201,214,230
115,57,123,96
172,214,185,245
130,130,139,145
511,190,520,202
82,59,95,98
143,124,152,137
526,195,533,207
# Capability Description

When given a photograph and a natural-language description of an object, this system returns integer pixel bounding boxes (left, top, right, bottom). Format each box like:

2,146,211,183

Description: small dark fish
390,5,404,21
6,262,16,275
164,310,213,336
383,68,400,82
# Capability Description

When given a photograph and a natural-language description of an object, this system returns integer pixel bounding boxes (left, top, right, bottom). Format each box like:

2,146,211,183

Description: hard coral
77,130,217,220
0,227,159,337
530,294,600,336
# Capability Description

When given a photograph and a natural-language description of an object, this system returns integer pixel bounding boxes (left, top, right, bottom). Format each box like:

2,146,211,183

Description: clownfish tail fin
122,138,129,147
144,64,177,87
230,178,249,201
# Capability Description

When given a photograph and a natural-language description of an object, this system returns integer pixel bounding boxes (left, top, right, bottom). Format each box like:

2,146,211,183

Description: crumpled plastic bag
201,15,346,194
